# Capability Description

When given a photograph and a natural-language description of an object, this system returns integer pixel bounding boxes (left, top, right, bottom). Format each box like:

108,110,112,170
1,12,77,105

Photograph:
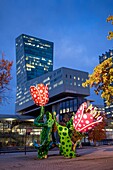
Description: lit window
63,109,65,113
40,46,43,49
42,57,46,61
48,60,52,62
46,82,50,85
53,83,57,88
28,40,32,42
27,68,31,71
31,44,35,46
74,82,76,86
26,64,35,68
104,55,107,59
19,102,23,105
25,99,30,102
44,44,51,47
43,77,50,83
78,77,80,80
44,68,48,71
30,37,35,40
66,108,69,112
60,110,62,114
49,87,52,90
58,80,63,85
106,112,111,114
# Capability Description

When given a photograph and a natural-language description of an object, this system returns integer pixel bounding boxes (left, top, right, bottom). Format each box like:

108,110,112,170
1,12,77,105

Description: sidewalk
0,145,113,170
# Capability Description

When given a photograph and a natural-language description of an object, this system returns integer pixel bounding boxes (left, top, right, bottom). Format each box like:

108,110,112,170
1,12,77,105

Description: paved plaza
0,145,113,170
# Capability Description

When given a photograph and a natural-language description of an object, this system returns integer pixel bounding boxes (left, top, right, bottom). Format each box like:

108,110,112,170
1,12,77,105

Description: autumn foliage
106,15,113,40
88,115,106,145
0,56,13,102
82,57,113,105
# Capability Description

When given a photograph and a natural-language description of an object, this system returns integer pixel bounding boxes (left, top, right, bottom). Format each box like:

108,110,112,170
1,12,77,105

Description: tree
82,16,113,106
88,115,106,145
106,15,113,40
82,57,113,105
0,54,13,103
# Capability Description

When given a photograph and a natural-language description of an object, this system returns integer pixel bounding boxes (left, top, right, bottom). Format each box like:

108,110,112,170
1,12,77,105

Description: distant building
99,49,113,138
93,104,105,112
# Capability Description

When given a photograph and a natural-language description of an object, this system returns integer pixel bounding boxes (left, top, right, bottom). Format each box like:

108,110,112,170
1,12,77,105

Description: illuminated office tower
16,34,53,112
16,34,53,80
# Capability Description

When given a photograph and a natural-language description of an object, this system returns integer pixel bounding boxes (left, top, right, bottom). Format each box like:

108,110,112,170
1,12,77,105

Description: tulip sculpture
30,83,103,159
30,84,55,158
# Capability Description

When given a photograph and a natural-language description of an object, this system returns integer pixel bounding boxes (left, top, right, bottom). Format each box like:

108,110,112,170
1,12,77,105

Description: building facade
99,49,113,138
16,66,90,119
16,34,53,113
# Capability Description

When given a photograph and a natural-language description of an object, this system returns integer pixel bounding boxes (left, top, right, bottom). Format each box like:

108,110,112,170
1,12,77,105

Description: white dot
34,94,36,98
83,114,87,119
78,124,81,127
75,115,77,119
40,90,43,93
78,114,81,118
80,106,82,110
86,120,89,124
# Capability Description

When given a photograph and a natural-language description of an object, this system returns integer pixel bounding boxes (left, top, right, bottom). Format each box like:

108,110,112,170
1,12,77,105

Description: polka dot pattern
73,102,103,133
30,84,49,106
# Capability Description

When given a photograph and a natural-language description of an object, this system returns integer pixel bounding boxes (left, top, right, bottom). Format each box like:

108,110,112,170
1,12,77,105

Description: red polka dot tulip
30,84,49,106
73,102,103,133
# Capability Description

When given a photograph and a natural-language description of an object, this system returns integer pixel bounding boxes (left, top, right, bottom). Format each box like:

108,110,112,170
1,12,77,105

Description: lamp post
24,126,27,155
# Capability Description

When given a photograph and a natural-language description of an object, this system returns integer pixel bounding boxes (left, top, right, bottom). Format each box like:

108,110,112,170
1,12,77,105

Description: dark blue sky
0,0,113,114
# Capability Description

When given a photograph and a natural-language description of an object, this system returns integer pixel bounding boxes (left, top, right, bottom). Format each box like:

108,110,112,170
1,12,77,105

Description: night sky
0,0,113,114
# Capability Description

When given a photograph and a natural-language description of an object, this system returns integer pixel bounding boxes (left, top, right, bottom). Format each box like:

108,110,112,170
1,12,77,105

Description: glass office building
16,34,53,81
